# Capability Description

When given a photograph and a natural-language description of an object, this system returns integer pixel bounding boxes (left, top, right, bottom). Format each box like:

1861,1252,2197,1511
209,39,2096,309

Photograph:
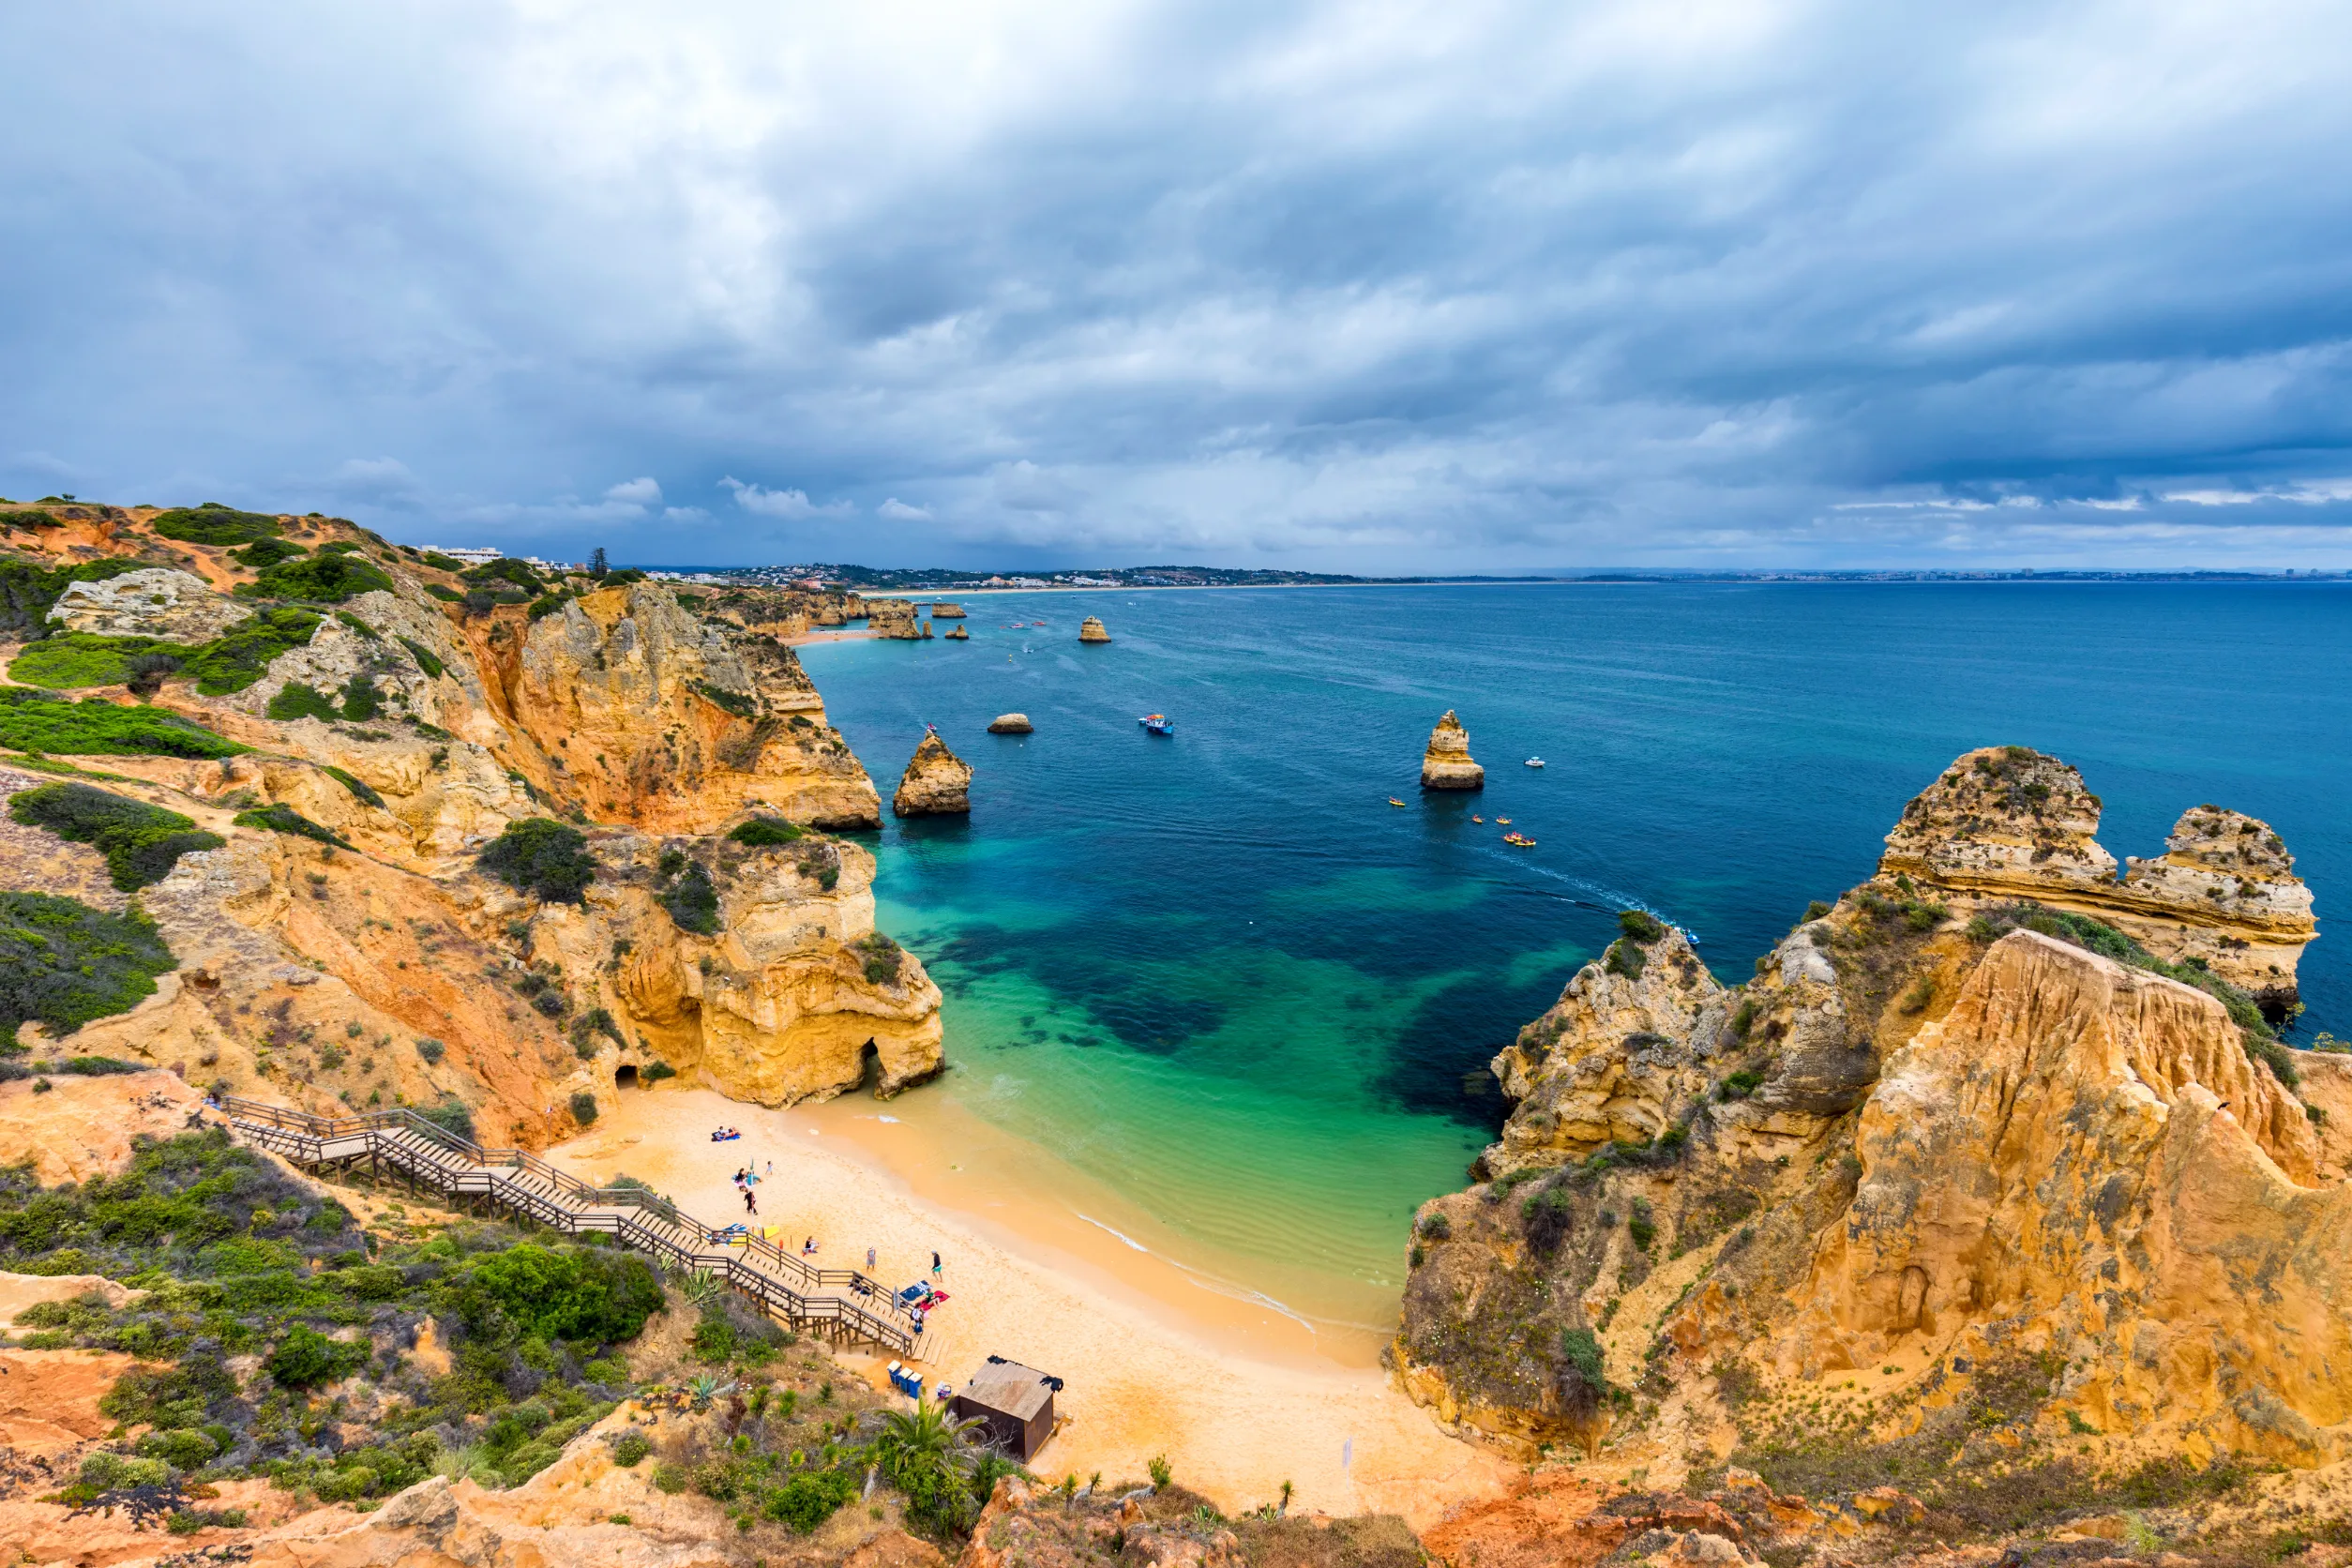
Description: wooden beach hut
949,1356,1061,1460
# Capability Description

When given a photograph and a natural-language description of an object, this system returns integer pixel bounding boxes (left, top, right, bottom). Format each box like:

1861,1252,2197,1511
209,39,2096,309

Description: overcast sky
6,1,2351,571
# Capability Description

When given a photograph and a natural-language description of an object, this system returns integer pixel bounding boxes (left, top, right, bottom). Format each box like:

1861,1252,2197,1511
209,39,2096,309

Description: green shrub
856,931,903,986
422,551,464,571
612,1431,651,1467
1559,1327,1607,1392
480,819,596,903
659,861,719,935
641,1060,676,1082
8,783,224,890
248,552,393,603
8,634,193,690
265,1322,365,1388
151,505,282,546
233,803,348,846
232,538,308,568
334,610,380,640
527,594,569,621
415,1097,475,1143
728,817,803,846
1719,1069,1765,1101
464,558,543,592
321,765,384,809
654,1462,687,1494
0,891,176,1045
0,686,245,758
570,1090,598,1125
266,682,340,721
181,608,322,694
1627,1199,1656,1251
425,582,464,602
459,1241,661,1342
1603,938,1645,980
340,674,382,721
1729,999,1758,1038
1618,909,1667,944
136,1426,220,1468
1803,899,1832,922
692,682,757,718
0,507,61,530
763,1470,858,1532
399,637,445,679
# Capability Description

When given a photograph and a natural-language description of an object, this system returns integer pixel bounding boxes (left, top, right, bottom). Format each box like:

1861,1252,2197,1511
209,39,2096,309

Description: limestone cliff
868,598,925,639
0,501,941,1145
1078,616,1111,643
1420,710,1485,791
893,731,972,817
1395,744,2344,1494
1882,745,2315,1009
928,601,967,618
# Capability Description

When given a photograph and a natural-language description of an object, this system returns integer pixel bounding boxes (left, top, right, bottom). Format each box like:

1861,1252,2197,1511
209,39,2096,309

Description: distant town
421,548,2347,589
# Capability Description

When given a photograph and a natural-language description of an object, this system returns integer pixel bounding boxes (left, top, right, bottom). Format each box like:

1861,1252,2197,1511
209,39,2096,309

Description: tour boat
1140,713,1175,735
1503,832,1536,847
1525,758,1545,768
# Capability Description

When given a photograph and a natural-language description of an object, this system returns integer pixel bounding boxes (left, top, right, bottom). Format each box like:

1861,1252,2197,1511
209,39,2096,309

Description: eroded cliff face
1395,745,2344,1490
1421,710,1484,791
0,506,937,1146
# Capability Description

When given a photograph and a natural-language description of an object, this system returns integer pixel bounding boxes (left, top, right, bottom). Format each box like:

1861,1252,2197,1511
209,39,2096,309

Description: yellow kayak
1387,797,1407,807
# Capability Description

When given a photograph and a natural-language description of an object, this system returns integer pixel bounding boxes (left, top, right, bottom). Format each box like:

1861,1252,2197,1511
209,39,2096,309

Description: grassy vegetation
8,783,224,891
856,931,903,987
231,538,308,568
0,686,245,759
398,637,445,679
232,804,349,847
0,890,176,1047
728,816,804,846
693,682,759,718
658,859,720,936
8,633,195,689
421,552,464,572
181,608,322,694
266,682,340,722
150,505,283,546
480,819,596,903
245,552,394,603
321,765,384,809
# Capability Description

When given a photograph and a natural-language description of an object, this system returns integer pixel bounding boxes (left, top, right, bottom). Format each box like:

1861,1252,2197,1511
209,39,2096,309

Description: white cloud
877,497,932,520
606,476,663,507
719,477,852,519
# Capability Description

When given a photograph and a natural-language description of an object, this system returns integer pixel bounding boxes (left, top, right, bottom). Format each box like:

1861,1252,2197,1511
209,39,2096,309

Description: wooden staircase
216,1095,922,1358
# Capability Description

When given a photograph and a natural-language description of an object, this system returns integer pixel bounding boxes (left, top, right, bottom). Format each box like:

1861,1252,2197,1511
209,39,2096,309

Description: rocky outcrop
988,714,1033,734
1420,710,1485,791
868,599,924,639
893,732,972,817
1881,746,2316,1007
47,565,249,641
1395,743,2344,1481
944,625,968,640
928,602,966,617
1078,616,1111,643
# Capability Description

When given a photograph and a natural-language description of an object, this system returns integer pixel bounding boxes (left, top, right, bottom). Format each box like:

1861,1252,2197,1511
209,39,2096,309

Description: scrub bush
247,552,393,603
8,782,224,890
0,891,175,1045
0,686,244,758
180,609,322,694
151,505,282,546
480,819,596,903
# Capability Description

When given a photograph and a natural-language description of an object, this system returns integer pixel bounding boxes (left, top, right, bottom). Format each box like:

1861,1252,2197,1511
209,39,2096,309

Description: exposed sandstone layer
988,714,1033,734
944,625,968,640
0,1070,204,1184
868,598,925,639
1395,744,2344,1484
1420,710,1485,791
893,732,972,817
1882,745,2315,1006
929,601,967,617
48,565,249,641
1078,616,1111,643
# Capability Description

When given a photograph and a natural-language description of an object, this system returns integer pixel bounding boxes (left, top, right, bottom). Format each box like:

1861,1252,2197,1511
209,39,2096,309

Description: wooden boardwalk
217,1094,923,1358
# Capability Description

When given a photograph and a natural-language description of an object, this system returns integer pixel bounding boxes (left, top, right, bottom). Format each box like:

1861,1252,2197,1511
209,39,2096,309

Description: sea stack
944,625,969,640
1420,710,1485,791
893,732,972,816
988,713,1033,733
929,601,967,618
1078,616,1111,643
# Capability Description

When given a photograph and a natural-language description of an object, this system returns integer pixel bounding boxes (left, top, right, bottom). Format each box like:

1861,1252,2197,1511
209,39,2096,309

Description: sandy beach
546,1085,1509,1527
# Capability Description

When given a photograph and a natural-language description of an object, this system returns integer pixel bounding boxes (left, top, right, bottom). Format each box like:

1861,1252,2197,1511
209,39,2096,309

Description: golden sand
547,1086,1507,1527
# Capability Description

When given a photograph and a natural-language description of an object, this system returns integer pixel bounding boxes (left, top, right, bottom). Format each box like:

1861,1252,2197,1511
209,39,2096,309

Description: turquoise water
801,582,2351,1324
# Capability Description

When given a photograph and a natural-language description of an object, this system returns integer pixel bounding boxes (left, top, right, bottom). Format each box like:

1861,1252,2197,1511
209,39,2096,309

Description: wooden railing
215,1094,919,1356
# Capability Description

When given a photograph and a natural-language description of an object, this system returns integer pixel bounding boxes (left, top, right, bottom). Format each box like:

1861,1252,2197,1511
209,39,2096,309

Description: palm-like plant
867,1397,987,1525
680,1267,726,1307
686,1373,729,1410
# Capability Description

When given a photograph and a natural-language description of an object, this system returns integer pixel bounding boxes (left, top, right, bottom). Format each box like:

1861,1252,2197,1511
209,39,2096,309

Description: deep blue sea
800,581,2349,1326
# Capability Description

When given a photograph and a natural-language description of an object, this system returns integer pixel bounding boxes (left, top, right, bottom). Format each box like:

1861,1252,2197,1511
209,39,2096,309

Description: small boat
1140,713,1175,735
1496,817,1512,824
1471,815,1484,823
1388,797,1407,807
1525,758,1545,768
1503,832,1536,847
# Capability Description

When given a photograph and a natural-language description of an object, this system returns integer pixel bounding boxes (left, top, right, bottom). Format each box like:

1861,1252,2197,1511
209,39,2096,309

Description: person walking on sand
866,1245,877,1271
931,1250,942,1280
744,1187,757,1215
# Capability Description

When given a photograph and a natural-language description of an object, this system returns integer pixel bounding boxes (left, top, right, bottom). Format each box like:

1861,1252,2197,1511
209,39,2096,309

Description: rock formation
944,624,968,640
1881,744,2316,1011
1395,744,2346,1490
0,501,942,1143
929,601,967,617
46,565,249,641
893,731,972,817
988,713,1033,733
867,598,924,639
1420,710,1485,791
1078,616,1111,643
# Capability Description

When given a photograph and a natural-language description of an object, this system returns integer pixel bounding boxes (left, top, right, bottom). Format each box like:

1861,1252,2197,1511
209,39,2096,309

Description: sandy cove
544,1086,1509,1528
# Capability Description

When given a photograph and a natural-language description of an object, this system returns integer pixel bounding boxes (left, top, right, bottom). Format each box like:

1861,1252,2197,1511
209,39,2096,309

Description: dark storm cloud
3,0,2350,568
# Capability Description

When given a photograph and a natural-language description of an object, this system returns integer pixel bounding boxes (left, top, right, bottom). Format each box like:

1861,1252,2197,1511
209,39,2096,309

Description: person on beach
744,1187,758,1214
803,1236,818,1257
866,1245,877,1271
931,1250,942,1280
